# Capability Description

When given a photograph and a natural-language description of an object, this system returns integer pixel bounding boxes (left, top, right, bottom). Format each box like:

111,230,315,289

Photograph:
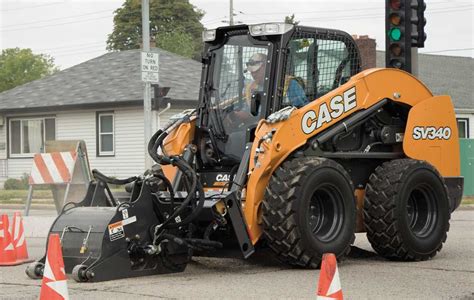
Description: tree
284,14,300,25
0,48,58,93
106,0,205,60
156,29,195,58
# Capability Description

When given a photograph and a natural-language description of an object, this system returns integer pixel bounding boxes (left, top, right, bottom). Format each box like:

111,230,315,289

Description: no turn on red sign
141,51,159,83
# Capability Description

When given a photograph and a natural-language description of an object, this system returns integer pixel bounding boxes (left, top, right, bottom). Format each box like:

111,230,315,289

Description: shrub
3,173,30,190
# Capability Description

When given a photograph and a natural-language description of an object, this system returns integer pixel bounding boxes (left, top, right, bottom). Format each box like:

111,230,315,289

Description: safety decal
108,216,137,241
121,208,129,219
301,86,357,135
108,222,125,241
412,126,452,140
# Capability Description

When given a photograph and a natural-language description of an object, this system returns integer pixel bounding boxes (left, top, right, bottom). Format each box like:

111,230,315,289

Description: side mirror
250,91,262,116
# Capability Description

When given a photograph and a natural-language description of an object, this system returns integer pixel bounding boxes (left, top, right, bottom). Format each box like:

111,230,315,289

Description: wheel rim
406,183,438,238
308,184,344,242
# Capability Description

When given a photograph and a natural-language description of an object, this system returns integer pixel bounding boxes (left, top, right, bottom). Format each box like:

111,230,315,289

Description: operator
244,53,308,108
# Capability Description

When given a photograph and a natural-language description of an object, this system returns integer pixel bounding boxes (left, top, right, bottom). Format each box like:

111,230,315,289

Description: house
0,45,472,188
0,49,201,184
376,52,474,138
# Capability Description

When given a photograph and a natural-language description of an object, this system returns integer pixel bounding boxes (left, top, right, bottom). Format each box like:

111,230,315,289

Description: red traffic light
390,0,401,10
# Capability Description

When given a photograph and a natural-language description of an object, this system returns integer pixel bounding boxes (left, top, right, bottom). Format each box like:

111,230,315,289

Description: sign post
141,0,154,169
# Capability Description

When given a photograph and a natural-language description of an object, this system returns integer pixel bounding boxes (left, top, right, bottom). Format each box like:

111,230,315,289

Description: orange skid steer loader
27,22,463,282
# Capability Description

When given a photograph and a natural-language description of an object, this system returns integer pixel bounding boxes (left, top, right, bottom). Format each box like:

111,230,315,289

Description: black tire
262,157,356,268
25,261,44,280
72,264,89,282
364,159,450,261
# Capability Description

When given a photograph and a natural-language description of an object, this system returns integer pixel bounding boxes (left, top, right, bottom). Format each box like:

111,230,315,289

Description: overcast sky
1,0,472,69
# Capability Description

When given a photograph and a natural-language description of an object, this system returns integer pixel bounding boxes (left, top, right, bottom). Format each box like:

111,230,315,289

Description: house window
9,117,56,157
457,118,469,138
97,112,115,156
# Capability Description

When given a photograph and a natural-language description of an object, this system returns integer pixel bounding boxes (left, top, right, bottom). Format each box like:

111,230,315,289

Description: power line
53,49,108,58
205,4,472,26
0,15,112,32
421,47,474,54
0,3,61,12
2,9,113,28
51,45,106,55
258,5,474,23
33,41,105,52
237,1,465,16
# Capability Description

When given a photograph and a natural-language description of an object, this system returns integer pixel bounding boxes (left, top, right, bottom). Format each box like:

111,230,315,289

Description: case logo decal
412,126,452,140
216,174,232,182
301,86,357,135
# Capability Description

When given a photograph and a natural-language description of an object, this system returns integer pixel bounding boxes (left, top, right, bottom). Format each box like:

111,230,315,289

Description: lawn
0,189,53,204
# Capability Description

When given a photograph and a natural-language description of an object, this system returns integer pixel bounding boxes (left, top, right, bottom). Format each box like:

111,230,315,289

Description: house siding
1,107,187,182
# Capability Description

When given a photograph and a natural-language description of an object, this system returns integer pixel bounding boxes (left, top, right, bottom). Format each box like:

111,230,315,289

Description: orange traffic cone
39,234,69,300
11,212,31,263
0,214,20,266
316,253,344,300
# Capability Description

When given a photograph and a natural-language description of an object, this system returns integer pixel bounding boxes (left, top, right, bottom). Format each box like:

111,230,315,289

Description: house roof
376,52,473,111
0,48,201,113
0,48,471,113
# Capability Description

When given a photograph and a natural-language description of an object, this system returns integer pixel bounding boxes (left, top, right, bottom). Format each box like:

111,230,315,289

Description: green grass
461,196,474,206
0,190,52,203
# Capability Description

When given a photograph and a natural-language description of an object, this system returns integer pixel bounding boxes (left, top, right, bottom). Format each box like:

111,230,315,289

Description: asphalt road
0,208,473,300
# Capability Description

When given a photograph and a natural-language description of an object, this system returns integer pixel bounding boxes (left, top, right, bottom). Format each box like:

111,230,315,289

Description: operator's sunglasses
246,60,263,67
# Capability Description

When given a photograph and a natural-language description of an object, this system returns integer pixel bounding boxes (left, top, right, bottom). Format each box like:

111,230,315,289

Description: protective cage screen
282,30,361,107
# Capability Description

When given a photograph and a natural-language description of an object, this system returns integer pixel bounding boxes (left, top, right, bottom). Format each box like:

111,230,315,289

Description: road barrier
316,253,343,300
0,213,32,266
25,140,91,215
39,234,69,300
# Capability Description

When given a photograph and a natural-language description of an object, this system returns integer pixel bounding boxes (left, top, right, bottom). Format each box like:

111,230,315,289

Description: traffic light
411,0,427,48
385,0,411,72
151,84,170,110
386,0,427,73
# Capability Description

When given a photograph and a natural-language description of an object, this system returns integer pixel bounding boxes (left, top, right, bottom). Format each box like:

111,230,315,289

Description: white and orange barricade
29,152,77,185
25,140,91,215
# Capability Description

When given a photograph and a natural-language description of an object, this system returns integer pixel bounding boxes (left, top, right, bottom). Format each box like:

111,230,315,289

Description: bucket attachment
27,183,190,282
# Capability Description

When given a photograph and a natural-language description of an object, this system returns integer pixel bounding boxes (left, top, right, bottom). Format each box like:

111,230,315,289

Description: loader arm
244,67,460,244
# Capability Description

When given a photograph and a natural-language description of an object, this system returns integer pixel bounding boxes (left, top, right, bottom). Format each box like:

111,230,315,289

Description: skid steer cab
27,23,463,282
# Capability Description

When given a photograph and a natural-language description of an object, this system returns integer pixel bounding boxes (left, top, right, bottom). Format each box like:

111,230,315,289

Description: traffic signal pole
411,48,418,76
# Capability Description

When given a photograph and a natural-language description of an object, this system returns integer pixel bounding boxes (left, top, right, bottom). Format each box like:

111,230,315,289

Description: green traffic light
389,28,402,41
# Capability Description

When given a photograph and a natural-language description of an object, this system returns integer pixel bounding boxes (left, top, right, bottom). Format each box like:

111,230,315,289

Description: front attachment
27,183,190,282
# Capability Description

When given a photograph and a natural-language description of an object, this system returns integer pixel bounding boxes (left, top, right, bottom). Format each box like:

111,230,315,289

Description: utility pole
142,0,153,169
229,0,234,25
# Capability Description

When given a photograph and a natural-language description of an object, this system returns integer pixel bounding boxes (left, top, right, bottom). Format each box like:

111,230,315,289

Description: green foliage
106,0,205,60
4,174,29,190
0,48,58,92
284,14,300,25
3,178,27,190
0,190,52,202
156,29,195,58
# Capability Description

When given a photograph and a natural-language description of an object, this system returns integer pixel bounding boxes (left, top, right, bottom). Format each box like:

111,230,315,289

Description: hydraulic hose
92,169,138,185
155,173,175,214
153,157,197,231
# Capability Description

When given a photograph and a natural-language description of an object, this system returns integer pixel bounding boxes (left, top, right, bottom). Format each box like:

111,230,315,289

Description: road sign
141,51,159,83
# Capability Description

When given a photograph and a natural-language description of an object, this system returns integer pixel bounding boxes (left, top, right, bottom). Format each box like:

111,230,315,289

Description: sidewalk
0,207,56,238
